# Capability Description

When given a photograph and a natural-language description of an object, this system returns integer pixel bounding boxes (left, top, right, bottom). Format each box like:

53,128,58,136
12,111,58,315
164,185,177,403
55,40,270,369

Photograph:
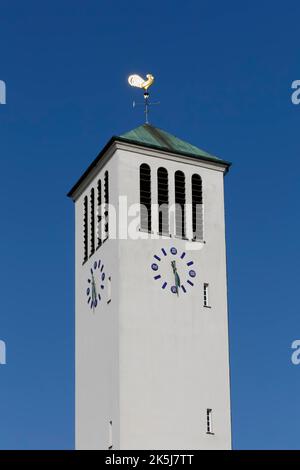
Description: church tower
68,124,232,450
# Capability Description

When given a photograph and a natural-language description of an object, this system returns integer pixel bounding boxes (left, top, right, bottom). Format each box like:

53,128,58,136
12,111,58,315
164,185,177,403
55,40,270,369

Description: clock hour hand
171,260,181,296
92,273,98,295
91,273,97,308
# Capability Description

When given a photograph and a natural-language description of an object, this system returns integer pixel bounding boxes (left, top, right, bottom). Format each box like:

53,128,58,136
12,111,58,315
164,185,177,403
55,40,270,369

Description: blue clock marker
151,247,196,296
86,259,106,311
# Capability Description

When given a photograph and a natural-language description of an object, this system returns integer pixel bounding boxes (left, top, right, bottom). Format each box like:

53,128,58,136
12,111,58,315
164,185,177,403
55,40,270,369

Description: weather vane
128,73,159,124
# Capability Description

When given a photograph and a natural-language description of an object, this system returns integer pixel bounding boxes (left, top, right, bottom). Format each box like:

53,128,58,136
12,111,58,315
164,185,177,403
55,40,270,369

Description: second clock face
86,259,106,310
150,247,196,296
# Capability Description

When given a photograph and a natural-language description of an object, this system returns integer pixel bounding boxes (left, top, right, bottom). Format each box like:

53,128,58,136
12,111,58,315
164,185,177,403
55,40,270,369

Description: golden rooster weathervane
128,73,159,124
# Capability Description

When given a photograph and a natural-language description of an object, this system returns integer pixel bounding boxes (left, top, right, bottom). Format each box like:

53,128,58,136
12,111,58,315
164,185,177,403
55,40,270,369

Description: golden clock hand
90,275,97,311
171,261,180,296
91,273,98,298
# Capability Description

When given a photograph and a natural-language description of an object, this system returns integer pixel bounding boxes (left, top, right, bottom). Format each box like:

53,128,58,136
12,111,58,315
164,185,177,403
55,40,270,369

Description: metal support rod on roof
144,92,150,124
128,73,159,124
133,91,159,124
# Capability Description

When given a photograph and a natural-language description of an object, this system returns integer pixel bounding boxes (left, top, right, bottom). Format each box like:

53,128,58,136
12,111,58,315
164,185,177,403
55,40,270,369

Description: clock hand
171,260,181,296
92,274,98,298
91,272,98,296
90,274,97,310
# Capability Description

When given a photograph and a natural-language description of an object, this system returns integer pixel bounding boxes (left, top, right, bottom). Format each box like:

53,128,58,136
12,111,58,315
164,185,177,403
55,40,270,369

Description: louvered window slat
175,170,186,238
192,174,203,240
90,188,95,256
104,171,109,240
83,196,88,263
97,179,102,248
158,167,169,235
140,164,151,232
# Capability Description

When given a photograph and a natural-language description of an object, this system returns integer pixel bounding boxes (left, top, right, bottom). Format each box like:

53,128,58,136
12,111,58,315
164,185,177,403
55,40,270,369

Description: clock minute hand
91,274,97,309
92,274,97,298
171,260,181,296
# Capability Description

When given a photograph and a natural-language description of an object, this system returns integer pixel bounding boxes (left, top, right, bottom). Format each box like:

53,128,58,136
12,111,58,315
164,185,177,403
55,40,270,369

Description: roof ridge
143,124,174,149
120,124,219,160
68,128,231,198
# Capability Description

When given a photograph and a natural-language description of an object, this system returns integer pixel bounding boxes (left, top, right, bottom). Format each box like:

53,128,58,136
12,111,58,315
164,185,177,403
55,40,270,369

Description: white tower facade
68,124,232,450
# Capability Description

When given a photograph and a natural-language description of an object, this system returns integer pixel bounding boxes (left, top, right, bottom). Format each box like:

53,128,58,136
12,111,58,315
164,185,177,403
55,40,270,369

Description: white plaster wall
75,156,120,450
116,147,231,449
74,142,231,450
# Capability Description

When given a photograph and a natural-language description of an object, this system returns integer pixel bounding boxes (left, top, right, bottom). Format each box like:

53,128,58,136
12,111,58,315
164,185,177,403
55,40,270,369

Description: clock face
86,259,106,310
150,247,196,295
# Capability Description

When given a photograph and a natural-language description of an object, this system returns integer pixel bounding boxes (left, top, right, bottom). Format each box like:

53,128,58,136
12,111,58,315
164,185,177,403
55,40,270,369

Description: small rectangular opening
107,277,111,304
108,420,113,449
203,283,210,308
206,408,214,434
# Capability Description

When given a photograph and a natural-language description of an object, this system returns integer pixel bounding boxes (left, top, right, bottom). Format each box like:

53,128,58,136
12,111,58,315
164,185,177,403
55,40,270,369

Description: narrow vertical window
192,174,203,240
175,170,186,238
90,188,95,256
206,409,214,434
104,171,109,241
108,420,113,449
203,283,210,307
157,167,169,235
140,163,151,232
83,195,88,263
107,276,111,304
97,179,102,249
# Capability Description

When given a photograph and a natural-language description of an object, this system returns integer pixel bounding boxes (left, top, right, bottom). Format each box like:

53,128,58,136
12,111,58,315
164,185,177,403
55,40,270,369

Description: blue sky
0,0,299,449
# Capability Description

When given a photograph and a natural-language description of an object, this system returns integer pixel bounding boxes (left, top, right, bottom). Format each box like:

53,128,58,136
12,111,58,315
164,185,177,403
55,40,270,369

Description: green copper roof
68,124,231,199
120,124,223,163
